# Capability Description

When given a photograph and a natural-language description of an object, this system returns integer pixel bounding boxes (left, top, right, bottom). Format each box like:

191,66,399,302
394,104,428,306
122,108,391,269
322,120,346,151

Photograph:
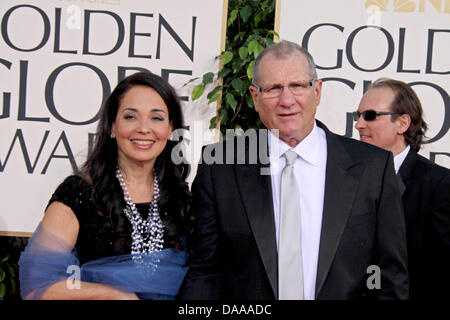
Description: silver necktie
278,149,304,300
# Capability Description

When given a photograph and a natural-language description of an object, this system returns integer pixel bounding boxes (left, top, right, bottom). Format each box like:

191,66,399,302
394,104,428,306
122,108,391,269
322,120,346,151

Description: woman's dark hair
369,78,428,152
78,71,192,251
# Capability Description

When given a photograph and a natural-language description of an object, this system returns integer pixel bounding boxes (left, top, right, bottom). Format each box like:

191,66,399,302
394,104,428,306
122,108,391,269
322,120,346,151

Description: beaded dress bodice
47,175,158,265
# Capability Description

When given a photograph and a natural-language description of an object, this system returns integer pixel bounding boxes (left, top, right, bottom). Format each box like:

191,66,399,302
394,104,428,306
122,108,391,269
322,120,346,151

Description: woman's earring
110,133,115,139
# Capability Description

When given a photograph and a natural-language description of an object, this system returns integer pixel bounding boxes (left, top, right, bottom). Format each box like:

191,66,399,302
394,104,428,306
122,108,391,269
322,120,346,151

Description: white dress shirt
268,122,328,300
394,145,410,174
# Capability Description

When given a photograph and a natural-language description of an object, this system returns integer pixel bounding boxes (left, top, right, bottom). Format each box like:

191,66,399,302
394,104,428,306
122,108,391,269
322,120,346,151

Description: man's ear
396,114,411,135
249,86,259,112
313,79,322,107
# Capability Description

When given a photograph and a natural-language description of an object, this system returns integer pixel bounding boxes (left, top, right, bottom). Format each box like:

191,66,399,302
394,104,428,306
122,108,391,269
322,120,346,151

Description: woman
19,72,192,300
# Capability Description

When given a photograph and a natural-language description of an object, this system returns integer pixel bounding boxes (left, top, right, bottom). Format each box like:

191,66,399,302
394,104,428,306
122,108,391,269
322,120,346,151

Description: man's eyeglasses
352,110,400,121
253,79,317,99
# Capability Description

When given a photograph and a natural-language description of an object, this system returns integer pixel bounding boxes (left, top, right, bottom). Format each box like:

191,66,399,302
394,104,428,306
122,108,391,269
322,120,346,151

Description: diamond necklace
115,167,164,254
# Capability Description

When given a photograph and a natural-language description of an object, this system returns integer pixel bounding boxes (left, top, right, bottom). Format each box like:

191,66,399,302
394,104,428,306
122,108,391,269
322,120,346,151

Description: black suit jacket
398,149,450,299
180,121,409,300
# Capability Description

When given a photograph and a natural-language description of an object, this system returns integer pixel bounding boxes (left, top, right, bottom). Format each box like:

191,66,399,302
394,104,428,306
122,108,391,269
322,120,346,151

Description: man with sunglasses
181,41,408,300
355,78,450,300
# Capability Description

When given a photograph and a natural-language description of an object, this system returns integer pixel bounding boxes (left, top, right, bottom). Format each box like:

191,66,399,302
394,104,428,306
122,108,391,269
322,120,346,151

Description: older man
180,41,408,300
355,78,450,299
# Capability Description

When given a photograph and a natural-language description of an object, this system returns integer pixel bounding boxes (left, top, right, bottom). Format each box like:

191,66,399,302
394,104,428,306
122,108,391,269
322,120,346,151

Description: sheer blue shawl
19,223,189,300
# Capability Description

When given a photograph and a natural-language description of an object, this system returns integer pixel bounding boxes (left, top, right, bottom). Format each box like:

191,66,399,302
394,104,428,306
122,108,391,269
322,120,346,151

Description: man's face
355,87,407,155
249,51,322,147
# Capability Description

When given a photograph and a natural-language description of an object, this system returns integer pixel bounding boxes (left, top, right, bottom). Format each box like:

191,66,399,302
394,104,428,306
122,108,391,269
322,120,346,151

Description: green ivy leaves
228,8,238,27
207,85,223,103
239,46,248,59
191,84,204,101
239,5,252,22
203,72,214,85
231,78,246,95
0,253,15,300
248,40,264,58
222,51,234,66
191,72,215,101
247,61,254,80
226,92,237,112
189,0,276,134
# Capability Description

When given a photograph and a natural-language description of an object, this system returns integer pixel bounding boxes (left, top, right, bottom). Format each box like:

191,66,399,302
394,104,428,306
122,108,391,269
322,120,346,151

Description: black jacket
180,121,409,300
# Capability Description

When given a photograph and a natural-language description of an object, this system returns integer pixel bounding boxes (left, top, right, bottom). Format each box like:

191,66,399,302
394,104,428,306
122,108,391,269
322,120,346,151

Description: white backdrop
277,0,449,168
0,0,227,234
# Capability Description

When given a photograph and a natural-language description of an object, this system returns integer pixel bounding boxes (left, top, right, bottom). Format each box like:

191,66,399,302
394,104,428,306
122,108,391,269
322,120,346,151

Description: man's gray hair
252,40,318,84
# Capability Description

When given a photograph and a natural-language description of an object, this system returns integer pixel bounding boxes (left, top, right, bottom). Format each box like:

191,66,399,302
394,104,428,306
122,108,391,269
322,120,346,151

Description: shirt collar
268,121,322,166
394,145,410,174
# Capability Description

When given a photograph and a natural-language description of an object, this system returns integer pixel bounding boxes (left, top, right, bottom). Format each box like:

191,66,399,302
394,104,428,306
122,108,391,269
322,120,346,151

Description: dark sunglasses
352,110,399,121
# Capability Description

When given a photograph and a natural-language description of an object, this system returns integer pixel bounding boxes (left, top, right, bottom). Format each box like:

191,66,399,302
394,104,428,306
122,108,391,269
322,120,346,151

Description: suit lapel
234,132,278,298
396,173,406,196
398,149,417,190
315,125,364,298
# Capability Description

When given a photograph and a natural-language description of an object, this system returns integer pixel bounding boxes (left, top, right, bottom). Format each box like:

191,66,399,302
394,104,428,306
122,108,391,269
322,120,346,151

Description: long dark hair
78,71,192,250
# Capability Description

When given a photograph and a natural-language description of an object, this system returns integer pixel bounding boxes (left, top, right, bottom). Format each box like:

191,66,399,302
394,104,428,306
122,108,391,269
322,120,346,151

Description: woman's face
111,85,172,169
